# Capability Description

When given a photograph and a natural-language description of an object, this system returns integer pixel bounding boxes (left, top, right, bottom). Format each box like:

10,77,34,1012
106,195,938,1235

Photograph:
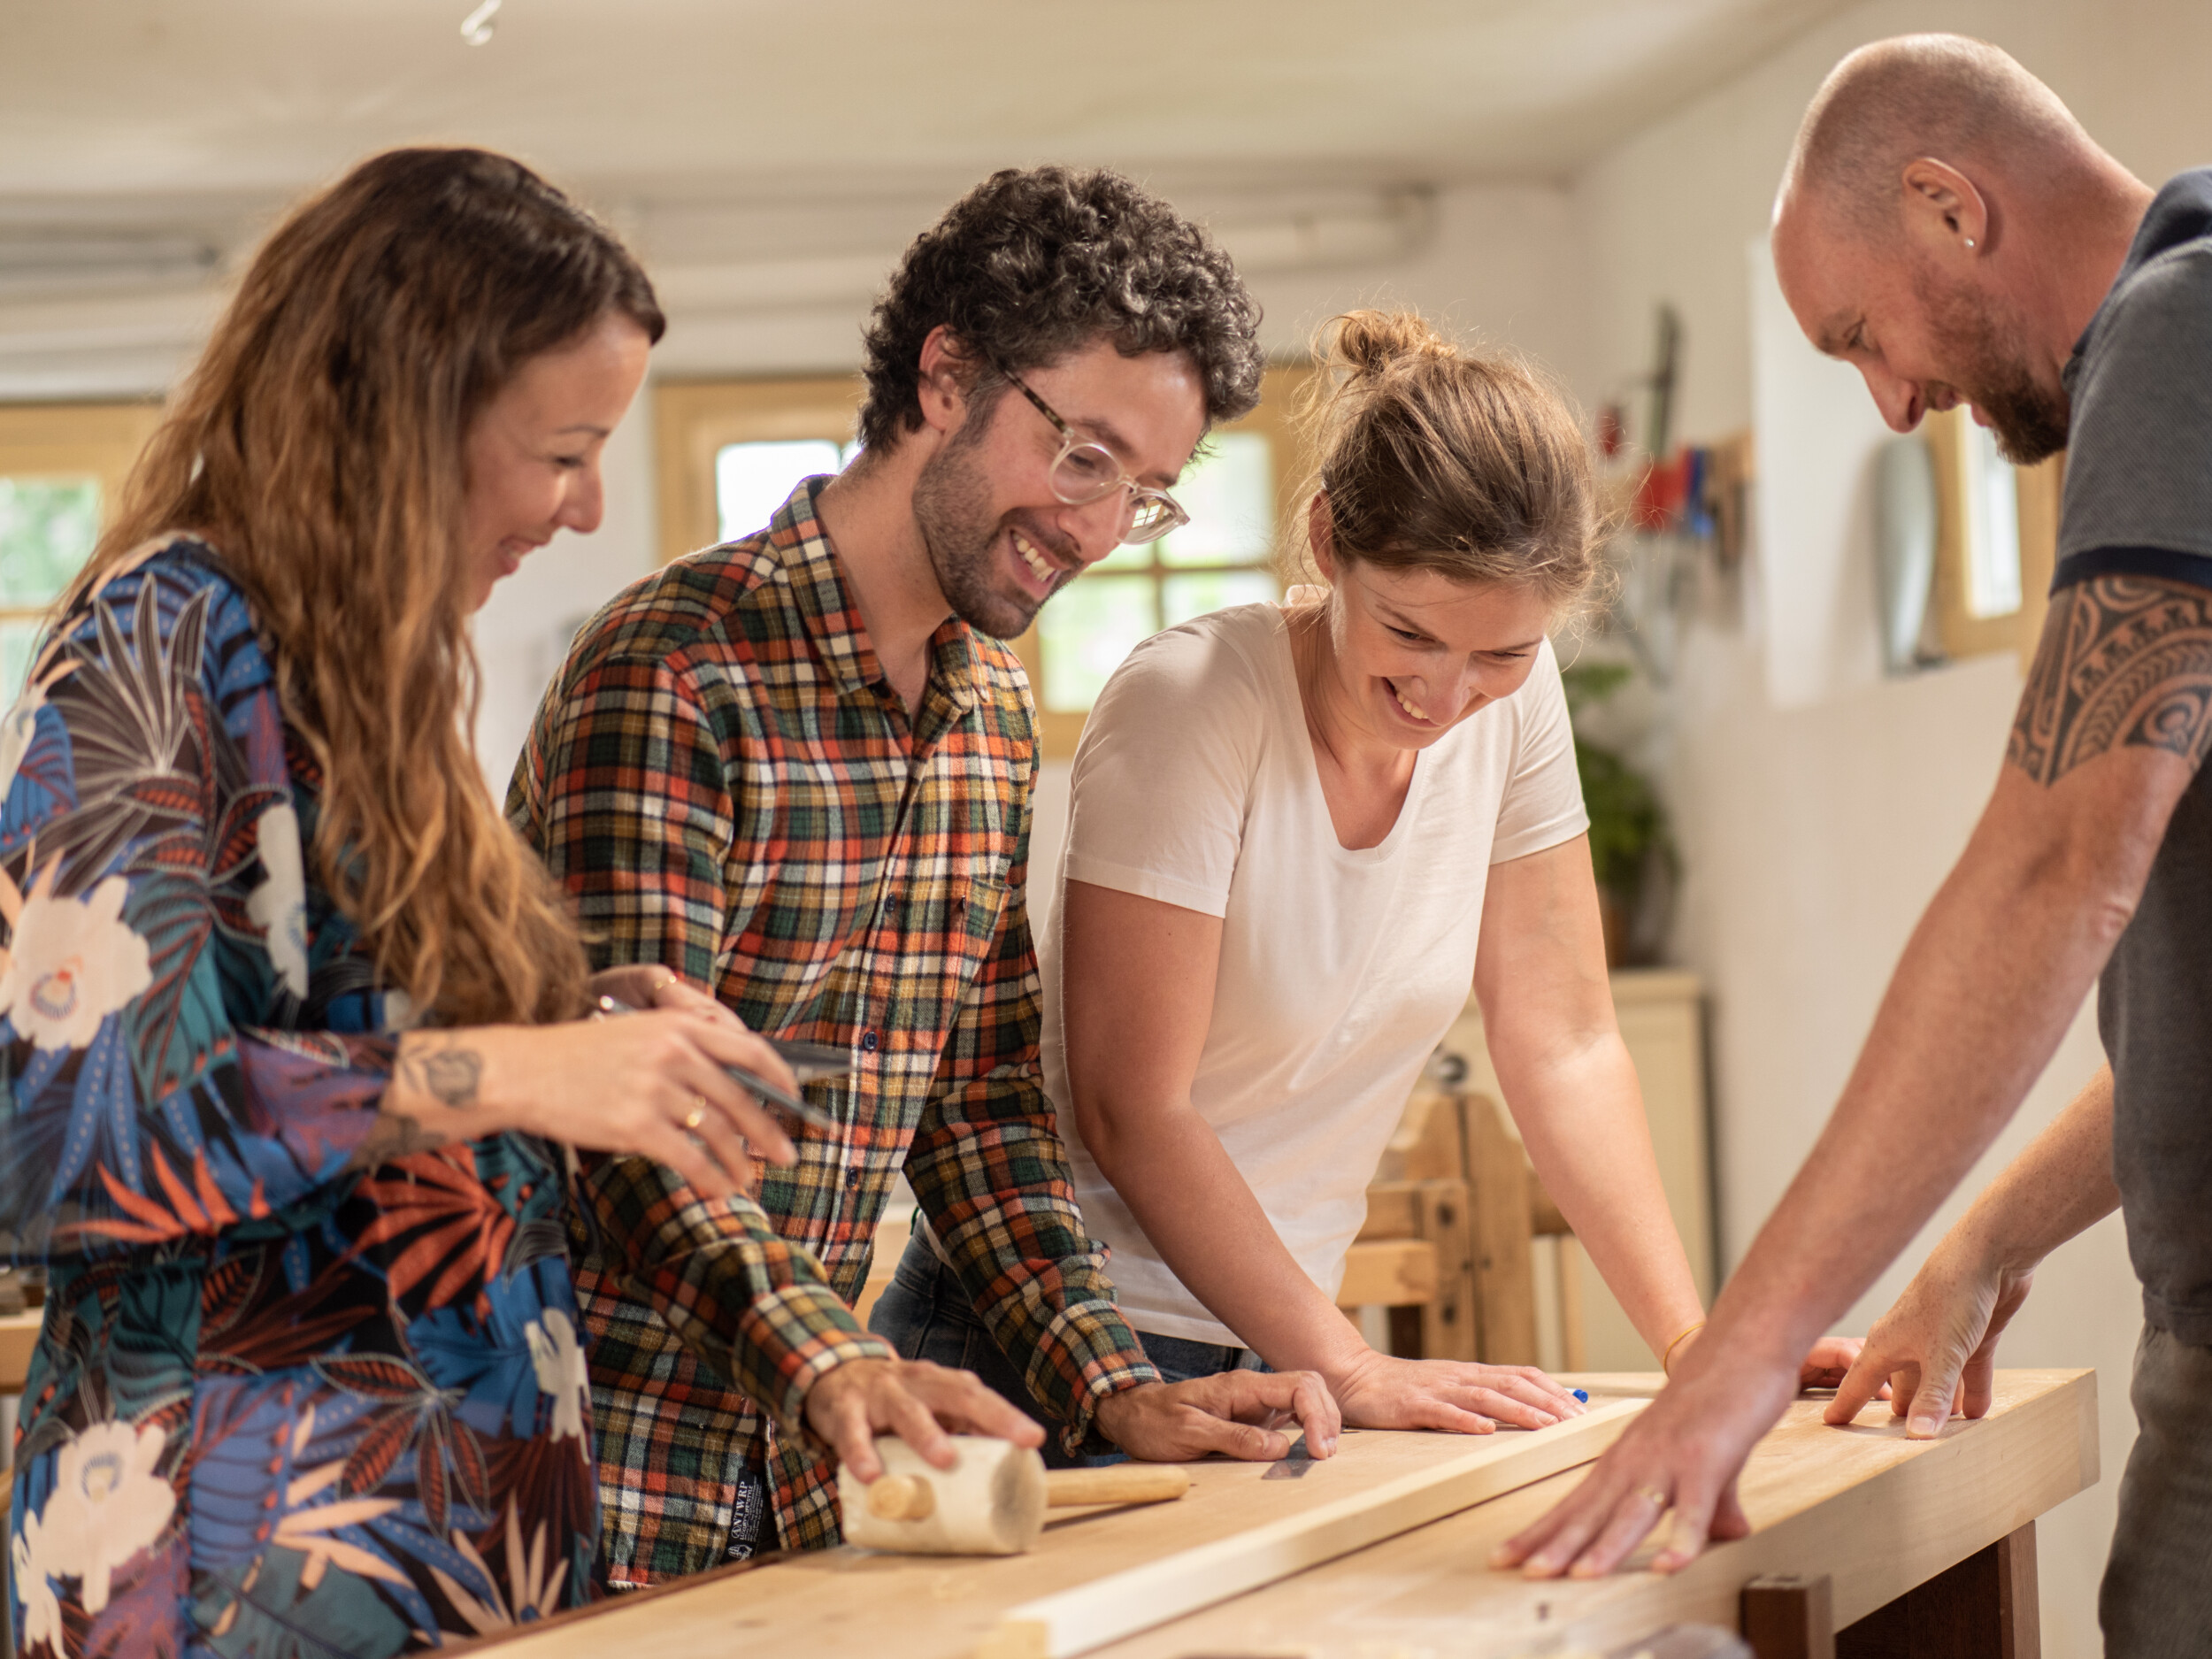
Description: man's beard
1917,264,2071,465
910,415,1070,641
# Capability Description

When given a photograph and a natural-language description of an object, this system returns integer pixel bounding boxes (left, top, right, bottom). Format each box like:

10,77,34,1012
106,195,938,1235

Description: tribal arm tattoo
346,1036,488,1170
2007,574,2212,787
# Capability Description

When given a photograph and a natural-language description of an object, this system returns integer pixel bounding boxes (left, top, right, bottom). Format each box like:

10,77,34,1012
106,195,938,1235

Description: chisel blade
1262,1434,1315,1479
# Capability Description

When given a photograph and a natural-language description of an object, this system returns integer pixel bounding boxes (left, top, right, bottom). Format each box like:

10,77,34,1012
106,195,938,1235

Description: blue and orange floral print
0,537,598,1656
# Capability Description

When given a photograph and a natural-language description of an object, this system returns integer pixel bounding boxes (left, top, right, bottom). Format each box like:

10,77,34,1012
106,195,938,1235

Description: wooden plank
0,1309,42,1393
1393,1087,1470,1184
1337,1238,1439,1307
1087,1371,2093,1659
474,1409,1637,1659
1358,1182,1422,1240
1557,1237,1587,1371
979,1399,1644,1659
1467,1092,1539,1363
1352,1179,1477,1352
1415,1181,1479,1362
470,1372,2089,1659
1530,1188,1571,1236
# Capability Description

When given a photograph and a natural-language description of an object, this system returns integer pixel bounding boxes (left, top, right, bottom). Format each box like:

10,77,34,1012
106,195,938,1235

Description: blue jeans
867,1227,1264,1467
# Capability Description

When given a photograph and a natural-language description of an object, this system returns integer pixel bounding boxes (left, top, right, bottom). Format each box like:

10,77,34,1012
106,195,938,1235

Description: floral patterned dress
0,538,599,1657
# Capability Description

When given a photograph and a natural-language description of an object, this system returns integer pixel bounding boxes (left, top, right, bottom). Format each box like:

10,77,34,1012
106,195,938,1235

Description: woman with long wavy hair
0,148,800,1655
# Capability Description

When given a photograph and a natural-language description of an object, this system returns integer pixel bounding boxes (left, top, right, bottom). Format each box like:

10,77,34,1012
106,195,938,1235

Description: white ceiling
0,0,1856,396
5,0,1849,205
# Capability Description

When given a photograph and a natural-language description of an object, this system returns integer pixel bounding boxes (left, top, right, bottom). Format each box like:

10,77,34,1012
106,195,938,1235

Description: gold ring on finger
685,1100,706,1131
1632,1484,1670,1510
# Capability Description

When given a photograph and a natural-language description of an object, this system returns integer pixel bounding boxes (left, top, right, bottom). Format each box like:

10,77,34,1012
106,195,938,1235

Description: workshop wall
1570,0,2212,1648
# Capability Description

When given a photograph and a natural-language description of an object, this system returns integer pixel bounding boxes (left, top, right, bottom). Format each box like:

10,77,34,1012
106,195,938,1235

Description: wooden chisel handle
1044,1466,1192,1509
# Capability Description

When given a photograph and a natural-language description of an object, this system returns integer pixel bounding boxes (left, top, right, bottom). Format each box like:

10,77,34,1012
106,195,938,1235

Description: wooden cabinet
1436,967,1714,1372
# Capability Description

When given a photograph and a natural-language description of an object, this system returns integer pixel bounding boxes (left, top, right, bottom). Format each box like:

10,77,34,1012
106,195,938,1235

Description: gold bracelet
1660,1320,1705,1379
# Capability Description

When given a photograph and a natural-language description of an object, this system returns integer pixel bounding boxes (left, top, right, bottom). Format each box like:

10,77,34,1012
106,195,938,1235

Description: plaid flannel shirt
508,478,1158,1584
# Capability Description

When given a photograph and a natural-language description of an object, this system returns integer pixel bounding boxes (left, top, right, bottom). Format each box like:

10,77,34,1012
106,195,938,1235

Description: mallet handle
1044,1466,1192,1509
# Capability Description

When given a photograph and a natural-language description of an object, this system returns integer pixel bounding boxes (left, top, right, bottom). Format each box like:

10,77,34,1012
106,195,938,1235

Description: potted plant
1560,660,1674,966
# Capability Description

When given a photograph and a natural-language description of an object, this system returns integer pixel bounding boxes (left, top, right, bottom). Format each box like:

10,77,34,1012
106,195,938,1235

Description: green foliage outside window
0,476,102,701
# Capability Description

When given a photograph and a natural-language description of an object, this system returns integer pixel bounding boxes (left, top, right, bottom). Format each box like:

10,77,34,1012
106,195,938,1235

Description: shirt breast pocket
941,875,1010,997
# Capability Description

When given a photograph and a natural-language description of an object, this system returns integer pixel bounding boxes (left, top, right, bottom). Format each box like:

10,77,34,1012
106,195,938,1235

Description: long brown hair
1292,310,1606,615
75,147,664,1025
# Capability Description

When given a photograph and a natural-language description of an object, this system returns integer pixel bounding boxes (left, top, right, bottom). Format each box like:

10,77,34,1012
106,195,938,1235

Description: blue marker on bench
1572,1389,1589,1404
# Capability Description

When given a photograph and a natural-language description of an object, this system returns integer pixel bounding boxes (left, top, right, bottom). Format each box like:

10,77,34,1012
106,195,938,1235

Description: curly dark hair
857,165,1263,451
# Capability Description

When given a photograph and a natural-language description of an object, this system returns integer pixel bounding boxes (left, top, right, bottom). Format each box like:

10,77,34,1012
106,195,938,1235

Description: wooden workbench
480,1370,2093,1659
0,1308,41,1392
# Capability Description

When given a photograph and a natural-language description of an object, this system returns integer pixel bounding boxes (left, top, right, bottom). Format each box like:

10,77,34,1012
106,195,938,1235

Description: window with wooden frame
0,403,161,699
653,376,865,565
653,366,1316,758
1923,405,2064,671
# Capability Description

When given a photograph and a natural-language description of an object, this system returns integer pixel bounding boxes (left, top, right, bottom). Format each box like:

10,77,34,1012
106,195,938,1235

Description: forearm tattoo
346,1040,486,1171
2007,575,2212,787
396,1041,484,1107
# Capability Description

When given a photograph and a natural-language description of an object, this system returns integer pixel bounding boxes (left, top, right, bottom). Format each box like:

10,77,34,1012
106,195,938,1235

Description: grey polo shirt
2054,166,2212,1343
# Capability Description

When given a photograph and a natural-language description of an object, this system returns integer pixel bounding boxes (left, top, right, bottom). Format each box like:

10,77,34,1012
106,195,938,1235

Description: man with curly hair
510,166,1337,1586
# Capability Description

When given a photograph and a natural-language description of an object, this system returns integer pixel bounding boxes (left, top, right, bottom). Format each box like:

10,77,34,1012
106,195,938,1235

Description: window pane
1162,569,1277,629
715,440,846,542
0,476,101,608
1963,423,2022,619
1159,432,1274,568
0,618,44,705
1036,574,1157,713
1093,540,1153,572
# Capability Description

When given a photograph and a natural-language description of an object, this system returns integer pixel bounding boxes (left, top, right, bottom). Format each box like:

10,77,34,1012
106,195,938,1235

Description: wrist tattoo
346,1110,449,1171
398,1042,484,1108
2008,575,2212,787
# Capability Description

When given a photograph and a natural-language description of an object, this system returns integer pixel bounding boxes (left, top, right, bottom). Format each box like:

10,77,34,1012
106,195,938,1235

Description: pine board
469,1371,2093,1659
1087,1368,2094,1659
478,1402,1640,1659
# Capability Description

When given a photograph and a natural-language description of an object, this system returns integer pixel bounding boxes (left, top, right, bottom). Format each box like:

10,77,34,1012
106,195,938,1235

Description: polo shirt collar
2067,166,2212,395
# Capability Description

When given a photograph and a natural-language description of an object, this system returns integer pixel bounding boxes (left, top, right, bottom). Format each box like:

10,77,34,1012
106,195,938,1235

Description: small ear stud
1964,237,1978,250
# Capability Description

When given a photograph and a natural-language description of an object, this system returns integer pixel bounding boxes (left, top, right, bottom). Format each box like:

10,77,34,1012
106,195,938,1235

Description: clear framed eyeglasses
1001,366,1191,545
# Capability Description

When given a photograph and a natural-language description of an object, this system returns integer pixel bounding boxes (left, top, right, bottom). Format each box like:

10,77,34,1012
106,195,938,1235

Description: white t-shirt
1040,602,1589,1347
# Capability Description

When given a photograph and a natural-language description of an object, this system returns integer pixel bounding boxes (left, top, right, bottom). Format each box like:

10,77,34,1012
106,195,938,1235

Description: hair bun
1325,308,1455,377
1293,305,1603,624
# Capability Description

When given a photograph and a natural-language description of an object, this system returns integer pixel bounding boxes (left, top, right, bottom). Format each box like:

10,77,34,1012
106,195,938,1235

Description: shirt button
845,1168,863,1189
861,1030,878,1052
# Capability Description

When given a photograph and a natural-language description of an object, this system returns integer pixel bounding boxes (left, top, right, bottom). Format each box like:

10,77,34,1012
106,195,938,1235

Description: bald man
1497,34,2212,1641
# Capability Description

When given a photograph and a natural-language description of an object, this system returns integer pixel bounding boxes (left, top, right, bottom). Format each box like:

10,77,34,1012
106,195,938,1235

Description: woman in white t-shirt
1027,312,1863,1436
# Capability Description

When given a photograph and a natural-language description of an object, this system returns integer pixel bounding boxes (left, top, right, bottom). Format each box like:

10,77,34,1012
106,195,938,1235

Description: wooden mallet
840,1434,1192,1555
